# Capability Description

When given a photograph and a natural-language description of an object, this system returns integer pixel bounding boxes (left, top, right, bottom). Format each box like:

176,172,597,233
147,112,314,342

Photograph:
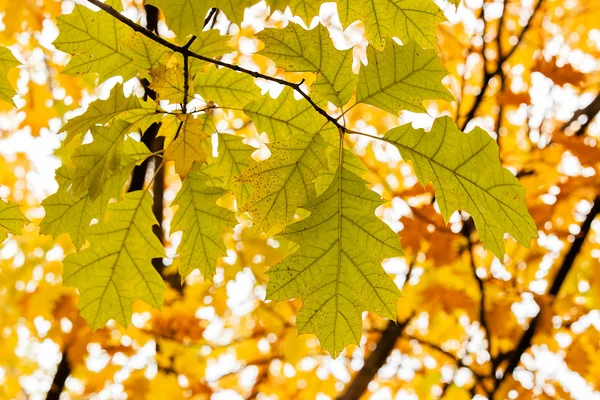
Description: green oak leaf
356,40,453,115
241,87,337,231
389,0,446,49
288,0,324,23
266,0,324,24
71,119,131,200
383,116,537,259
41,138,152,249
146,0,210,40
267,166,402,356
149,61,189,104
172,164,237,280
188,30,233,76
200,132,255,206
195,65,260,108
337,0,445,50
0,46,20,104
41,191,95,249
239,133,330,232
257,23,356,107
119,31,173,72
54,4,137,83
337,0,390,50
63,191,166,330
148,1,253,39
315,149,368,195
208,0,256,26
244,87,333,142
61,84,158,144
0,200,28,242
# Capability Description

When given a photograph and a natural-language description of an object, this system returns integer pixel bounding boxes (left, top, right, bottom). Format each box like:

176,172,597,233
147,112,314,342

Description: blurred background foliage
1,0,600,399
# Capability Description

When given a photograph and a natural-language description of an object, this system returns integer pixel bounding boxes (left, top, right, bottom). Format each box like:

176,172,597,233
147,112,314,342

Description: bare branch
493,195,600,396
45,350,71,400
561,93,600,136
337,318,412,400
461,0,545,130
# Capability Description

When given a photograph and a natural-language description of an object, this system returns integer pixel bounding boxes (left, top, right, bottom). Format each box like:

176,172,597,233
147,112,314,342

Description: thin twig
461,0,545,130
84,0,345,132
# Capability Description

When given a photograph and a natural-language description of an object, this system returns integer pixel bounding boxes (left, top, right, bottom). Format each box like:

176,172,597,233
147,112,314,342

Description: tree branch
84,0,345,132
461,0,545,130
405,334,488,385
493,195,600,396
561,93,600,136
45,350,71,400
337,318,411,400
463,220,493,372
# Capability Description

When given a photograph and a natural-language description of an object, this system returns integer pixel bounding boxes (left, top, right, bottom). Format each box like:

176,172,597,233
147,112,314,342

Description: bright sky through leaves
1,0,599,398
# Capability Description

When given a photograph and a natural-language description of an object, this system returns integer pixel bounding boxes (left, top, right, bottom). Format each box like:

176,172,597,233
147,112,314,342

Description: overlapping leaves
44,0,535,357
240,87,337,231
267,165,402,356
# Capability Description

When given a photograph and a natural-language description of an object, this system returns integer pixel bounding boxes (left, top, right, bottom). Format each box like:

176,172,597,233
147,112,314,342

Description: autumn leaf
0,46,20,104
383,116,537,258
171,164,237,280
357,40,453,115
164,114,212,178
257,23,357,107
63,191,166,329
267,166,402,356
0,200,28,242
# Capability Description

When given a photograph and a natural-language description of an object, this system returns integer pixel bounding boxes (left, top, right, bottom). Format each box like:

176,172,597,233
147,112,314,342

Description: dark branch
84,0,345,132
461,0,545,130
45,350,71,400
337,319,411,400
561,93,600,136
462,220,493,375
493,195,600,396
406,335,488,385
174,35,197,140
204,8,218,27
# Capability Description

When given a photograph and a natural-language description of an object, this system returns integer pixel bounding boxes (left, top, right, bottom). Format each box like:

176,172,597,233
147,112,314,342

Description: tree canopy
0,0,599,399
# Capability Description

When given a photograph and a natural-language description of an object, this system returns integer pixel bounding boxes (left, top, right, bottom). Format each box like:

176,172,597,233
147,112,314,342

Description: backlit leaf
356,40,453,115
54,4,137,82
41,138,152,249
257,23,356,107
60,84,157,144
267,166,402,356
200,133,255,205
71,119,131,200
0,46,20,104
0,200,28,242
146,0,210,40
164,114,212,178
337,0,445,49
172,165,237,280
241,87,337,230
383,116,537,258
63,191,166,329
194,65,260,108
